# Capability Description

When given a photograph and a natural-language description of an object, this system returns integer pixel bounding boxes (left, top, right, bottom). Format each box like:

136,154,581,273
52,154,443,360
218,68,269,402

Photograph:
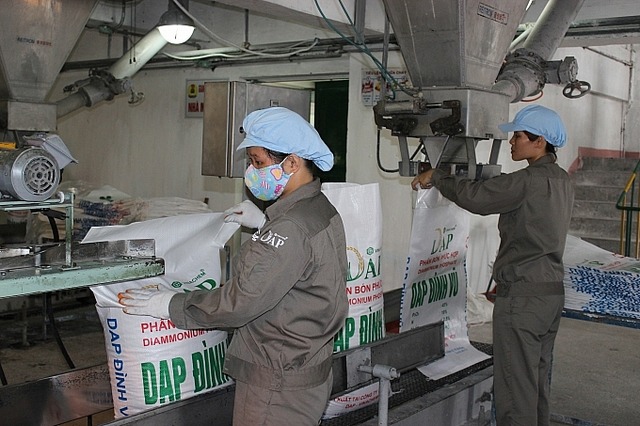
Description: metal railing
616,159,640,257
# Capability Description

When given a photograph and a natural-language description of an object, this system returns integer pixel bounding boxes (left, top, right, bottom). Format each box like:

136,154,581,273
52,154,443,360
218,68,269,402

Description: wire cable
313,0,415,97
169,0,320,59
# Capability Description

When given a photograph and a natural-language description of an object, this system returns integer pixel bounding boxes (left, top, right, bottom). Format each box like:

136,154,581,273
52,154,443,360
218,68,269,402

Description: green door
314,80,348,182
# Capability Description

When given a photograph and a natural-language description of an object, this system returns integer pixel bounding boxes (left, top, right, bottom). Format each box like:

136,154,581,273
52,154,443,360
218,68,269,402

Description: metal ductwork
384,1,527,90
493,0,589,102
56,28,168,118
0,0,100,133
0,0,100,200
0,0,172,200
375,0,588,178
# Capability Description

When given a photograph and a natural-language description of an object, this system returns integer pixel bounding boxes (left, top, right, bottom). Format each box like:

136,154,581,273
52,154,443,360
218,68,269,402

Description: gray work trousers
232,370,333,426
493,285,564,426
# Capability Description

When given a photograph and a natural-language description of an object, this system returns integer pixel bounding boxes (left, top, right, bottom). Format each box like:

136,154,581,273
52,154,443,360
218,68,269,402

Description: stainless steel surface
0,191,74,263
375,0,587,176
0,247,30,258
332,322,444,396
0,239,158,271
4,321,443,426
0,239,165,299
2,100,57,132
0,193,164,298
201,81,311,178
0,364,113,426
0,0,100,130
382,0,527,89
385,88,509,141
374,0,530,177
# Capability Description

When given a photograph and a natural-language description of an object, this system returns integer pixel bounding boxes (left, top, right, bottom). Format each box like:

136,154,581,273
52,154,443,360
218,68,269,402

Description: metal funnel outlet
0,0,99,131
383,0,528,89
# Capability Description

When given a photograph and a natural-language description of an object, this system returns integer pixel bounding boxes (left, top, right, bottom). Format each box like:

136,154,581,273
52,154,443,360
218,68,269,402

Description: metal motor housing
0,147,60,201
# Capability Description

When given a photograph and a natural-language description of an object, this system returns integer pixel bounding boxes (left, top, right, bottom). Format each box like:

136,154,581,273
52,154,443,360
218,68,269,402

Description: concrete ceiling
92,1,640,47
194,0,640,47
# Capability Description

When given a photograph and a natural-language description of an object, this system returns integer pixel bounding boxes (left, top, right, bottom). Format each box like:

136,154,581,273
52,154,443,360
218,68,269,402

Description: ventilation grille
22,155,58,196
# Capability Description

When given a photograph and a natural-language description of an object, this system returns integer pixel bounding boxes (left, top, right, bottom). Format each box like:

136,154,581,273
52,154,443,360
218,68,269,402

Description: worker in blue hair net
412,104,574,426
120,107,348,425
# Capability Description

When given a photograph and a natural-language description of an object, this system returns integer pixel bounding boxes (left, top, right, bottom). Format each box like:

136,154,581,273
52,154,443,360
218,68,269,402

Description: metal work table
0,192,165,298
0,240,165,299
0,192,165,385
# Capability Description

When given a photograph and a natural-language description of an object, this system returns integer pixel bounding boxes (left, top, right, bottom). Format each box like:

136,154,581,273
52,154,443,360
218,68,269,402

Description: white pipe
523,0,586,60
493,0,586,103
57,28,168,118
109,28,168,79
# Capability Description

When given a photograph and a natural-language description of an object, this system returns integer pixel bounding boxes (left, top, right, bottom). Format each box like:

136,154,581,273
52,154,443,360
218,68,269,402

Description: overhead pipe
57,27,168,118
493,0,586,102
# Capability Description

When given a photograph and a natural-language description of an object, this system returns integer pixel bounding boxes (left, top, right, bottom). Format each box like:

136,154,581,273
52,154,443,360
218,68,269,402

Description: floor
1,303,639,426
467,318,640,426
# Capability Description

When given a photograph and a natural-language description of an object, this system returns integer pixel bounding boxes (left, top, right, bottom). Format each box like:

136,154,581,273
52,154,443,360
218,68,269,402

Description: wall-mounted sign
185,79,207,118
360,68,409,106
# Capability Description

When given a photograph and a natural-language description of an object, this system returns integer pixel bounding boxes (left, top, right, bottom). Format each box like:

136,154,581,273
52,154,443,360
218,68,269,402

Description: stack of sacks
563,235,640,320
123,197,212,222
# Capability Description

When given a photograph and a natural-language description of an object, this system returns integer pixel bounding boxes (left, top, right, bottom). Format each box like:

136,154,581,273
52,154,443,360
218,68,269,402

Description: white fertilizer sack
85,213,239,418
321,183,386,418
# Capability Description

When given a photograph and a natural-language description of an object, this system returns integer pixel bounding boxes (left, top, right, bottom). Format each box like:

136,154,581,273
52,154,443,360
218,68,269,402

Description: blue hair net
237,107,334,171
498,105,567,147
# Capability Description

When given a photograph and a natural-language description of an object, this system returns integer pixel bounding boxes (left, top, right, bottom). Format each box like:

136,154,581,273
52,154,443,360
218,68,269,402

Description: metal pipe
523,0,586,60
57,28,168,118
493,0,586,103
108,27,168,79
510,24,534,52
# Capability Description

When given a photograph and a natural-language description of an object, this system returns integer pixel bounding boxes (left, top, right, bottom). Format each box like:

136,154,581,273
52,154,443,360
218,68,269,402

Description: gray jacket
432,154,574,288
169,178,348,390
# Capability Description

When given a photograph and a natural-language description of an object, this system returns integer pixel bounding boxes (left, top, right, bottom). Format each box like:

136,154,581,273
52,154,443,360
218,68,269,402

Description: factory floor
467,317,640,426
0,303,639,426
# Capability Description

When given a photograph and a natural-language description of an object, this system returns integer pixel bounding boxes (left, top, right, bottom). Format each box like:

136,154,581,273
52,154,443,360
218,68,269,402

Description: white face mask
243,157,292,201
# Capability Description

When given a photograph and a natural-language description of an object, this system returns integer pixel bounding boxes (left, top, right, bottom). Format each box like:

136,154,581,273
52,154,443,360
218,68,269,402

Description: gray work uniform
169,178,348,426
432,154,574,426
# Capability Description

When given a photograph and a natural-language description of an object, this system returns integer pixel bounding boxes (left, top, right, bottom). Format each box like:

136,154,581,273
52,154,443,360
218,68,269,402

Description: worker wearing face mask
411,105,574,426
119,106,348,426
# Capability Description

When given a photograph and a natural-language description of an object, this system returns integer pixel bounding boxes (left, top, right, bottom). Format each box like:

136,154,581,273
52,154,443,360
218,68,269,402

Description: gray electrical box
201,81,312,178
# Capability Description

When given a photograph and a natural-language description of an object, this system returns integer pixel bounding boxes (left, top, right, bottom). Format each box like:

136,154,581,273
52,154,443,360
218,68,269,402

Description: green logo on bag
431,226,456,255
171,281,182,288
347,247,381,281
347,247,365,281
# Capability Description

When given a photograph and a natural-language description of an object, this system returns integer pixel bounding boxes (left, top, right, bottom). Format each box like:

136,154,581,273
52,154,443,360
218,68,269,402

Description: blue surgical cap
237,107,334,171
498,105,567,148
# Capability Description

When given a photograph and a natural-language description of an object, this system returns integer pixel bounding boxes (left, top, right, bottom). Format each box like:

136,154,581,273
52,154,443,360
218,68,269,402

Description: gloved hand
118,287,174,319
224,200,266,229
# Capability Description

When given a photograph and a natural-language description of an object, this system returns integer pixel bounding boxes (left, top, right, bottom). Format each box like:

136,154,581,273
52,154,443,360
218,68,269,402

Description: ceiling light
158,4,195,44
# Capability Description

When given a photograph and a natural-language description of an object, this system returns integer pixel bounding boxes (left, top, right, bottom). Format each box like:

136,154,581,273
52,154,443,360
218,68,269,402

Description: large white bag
399,189,488,380
85,213,239,418
321,182,386,418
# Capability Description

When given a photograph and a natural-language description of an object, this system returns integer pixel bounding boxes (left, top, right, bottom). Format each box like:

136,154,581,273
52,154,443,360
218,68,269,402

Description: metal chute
0,0,169,200
0,0,99,200
375,0,589,177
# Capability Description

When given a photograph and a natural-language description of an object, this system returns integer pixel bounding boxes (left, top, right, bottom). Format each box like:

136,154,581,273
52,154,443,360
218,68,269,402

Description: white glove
118,287,174,319
224,200,266,229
